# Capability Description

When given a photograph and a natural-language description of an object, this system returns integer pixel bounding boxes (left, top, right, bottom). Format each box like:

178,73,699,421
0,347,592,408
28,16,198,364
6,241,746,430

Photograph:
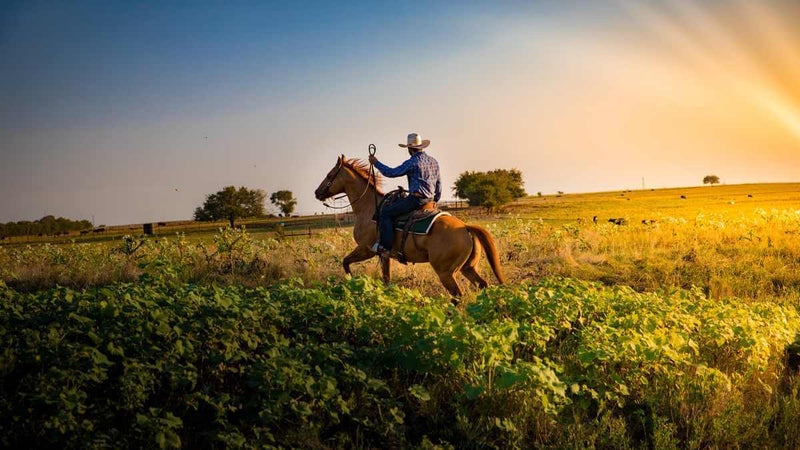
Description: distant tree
703,175,720,185
0,216,92,238
194,186,266,227
537,192,542,197
270,190,298,217
452,169,526,210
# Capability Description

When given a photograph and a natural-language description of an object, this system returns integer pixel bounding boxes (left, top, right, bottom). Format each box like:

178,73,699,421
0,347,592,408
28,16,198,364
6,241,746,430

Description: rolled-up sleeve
374,159,410,178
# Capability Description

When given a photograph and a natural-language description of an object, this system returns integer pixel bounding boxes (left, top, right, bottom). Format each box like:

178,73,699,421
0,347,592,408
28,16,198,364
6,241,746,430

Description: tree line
0,216,93,238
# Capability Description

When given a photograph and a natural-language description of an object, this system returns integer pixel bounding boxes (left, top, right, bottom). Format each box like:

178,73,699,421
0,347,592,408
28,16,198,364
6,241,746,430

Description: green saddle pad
395,212,451,235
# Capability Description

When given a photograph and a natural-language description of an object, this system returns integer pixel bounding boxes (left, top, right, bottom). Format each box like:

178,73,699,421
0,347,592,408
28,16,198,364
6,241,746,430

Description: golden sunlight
618,0,800,142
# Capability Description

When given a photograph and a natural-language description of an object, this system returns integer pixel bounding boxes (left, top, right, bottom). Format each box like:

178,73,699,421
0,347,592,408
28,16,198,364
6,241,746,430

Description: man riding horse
368,132,441,258
314,135,503,296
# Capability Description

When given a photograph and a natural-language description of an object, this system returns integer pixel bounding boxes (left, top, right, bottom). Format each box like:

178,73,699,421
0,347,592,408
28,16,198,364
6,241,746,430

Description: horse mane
343,158,383,193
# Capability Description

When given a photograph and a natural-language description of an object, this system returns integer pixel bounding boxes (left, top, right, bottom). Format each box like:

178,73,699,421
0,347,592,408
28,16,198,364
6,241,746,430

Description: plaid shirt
374,151,442,201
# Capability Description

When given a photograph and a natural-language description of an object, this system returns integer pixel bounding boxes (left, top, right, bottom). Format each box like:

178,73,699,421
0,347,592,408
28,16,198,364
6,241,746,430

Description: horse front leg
343,246,375,275
380,256,391,284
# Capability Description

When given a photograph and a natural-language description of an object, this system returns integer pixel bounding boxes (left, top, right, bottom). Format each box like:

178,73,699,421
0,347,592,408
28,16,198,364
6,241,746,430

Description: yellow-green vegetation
509,182,800,221
2,183,800,447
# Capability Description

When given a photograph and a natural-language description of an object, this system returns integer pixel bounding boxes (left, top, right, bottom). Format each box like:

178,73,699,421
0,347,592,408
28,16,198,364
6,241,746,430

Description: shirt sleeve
434,174,442,202
374,159,411,178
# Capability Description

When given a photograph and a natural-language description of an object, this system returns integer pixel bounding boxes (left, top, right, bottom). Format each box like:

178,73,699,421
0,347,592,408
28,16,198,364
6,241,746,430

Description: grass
0,213,348,246
3,182,800,447
9,183,800,302
509,182,800,221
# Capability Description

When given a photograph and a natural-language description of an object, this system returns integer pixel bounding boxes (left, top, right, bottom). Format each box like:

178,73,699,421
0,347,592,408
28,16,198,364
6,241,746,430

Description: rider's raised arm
374,158,411,178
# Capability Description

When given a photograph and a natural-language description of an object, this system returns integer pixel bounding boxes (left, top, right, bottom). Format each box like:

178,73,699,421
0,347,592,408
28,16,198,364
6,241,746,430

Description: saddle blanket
394,211,451,235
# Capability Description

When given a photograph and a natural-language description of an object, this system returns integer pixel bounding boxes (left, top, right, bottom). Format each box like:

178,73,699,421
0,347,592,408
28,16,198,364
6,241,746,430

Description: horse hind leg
460,235,488,288
461,265,488,289
436,270,464,297
425,218,473,297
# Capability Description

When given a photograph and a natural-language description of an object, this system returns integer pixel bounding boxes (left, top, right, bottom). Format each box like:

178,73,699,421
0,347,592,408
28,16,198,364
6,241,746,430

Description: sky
2,0,800,225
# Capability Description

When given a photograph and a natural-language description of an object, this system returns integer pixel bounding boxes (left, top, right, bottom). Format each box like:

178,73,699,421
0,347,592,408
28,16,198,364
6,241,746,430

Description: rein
322,144,378,210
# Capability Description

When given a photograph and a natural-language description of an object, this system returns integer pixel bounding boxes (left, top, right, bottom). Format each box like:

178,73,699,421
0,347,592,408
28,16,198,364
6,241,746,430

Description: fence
274,225,314,238
438,200,469,210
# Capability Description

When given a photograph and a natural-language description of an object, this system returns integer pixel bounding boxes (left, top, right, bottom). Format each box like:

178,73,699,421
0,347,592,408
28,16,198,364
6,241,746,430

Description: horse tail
466,224,505,284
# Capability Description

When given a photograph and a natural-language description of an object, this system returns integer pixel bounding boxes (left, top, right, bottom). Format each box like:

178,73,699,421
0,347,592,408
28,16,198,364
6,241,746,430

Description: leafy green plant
2,276,798,448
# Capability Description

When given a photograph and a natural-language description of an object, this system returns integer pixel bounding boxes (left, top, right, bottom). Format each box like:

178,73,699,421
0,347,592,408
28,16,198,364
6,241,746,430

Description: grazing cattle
80,230,89,235
641,219,657,225
680,195,687,199
608,218,628,225
93,228,106,233
747,194,753,198
592,216,598,224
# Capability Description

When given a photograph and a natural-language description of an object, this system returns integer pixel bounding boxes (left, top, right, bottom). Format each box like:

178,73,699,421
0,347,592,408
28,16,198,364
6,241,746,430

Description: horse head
314,154,347,201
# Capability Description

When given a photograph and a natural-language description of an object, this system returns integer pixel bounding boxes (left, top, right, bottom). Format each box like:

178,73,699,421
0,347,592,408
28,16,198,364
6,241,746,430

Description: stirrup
372,243,391,258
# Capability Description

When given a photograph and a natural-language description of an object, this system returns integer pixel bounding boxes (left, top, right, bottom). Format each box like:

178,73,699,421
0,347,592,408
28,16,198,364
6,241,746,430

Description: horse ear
339,154,345,164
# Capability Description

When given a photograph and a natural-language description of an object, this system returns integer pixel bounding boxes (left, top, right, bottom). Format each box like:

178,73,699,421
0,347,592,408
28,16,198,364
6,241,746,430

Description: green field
3,183,800,448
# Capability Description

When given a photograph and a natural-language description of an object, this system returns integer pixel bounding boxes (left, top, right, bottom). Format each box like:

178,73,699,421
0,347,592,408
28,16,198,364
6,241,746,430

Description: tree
0,216,92,238
270,190,298,217
703,175,720,185
194,186,266,227
452,169,526,210
453,172,480,200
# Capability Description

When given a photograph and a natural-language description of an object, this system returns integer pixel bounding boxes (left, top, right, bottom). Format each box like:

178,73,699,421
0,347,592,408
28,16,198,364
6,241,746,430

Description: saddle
373,188,451,263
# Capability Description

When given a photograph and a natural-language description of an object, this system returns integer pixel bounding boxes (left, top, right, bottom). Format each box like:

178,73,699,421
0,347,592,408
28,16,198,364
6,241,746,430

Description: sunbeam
616,0,800,142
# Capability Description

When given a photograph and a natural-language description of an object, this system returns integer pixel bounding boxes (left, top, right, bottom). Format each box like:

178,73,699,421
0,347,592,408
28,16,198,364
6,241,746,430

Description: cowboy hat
399,132,430,149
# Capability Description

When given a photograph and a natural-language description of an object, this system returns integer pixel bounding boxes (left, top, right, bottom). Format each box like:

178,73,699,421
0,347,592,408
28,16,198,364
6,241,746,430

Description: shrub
453,169,526,210
2,276,798,448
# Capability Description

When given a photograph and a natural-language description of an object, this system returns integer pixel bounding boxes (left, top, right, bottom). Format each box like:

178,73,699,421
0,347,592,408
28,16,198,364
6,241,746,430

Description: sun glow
617,0,800,142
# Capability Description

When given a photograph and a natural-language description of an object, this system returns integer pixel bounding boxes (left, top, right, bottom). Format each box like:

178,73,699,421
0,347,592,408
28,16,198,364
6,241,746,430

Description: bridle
322,144,378,210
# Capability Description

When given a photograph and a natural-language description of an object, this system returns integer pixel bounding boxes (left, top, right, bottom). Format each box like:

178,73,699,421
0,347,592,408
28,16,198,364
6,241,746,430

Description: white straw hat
398,132,430,149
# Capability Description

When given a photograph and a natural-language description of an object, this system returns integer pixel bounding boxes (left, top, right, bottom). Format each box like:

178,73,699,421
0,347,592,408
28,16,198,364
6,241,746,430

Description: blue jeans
379,195,425,250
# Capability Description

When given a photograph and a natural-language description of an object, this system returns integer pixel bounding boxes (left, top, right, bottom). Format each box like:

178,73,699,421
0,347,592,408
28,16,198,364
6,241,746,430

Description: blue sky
2,1,800,224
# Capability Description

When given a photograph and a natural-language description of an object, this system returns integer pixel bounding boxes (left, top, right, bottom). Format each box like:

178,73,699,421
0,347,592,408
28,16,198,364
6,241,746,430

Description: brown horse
314,155,504,296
